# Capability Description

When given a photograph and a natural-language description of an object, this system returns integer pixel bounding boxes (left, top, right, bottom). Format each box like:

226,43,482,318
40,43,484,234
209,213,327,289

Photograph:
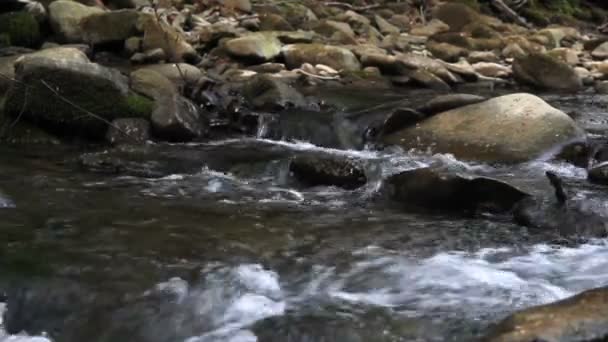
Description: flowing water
1,91,608,342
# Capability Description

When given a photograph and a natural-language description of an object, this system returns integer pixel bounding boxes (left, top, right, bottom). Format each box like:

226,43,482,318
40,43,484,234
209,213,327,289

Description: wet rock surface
289,153,367,190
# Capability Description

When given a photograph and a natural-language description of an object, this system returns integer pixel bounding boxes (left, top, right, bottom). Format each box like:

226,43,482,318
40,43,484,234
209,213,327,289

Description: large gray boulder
282,44,361,71
513,52,582,91
383,93,586,163
4,53,153,139
482,286,608,342
48,0,104,43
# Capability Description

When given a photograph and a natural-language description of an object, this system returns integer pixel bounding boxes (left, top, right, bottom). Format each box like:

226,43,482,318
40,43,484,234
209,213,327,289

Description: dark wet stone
417,93,486,116
513,172,608,239
383,167,529,213
482,286,608,342
289,153,367,190
242,74,308,111
588,161,608,185
151,94,207,142
105,118,150,146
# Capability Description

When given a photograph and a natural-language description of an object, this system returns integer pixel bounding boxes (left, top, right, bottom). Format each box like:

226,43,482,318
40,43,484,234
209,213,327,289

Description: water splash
0,303,52,342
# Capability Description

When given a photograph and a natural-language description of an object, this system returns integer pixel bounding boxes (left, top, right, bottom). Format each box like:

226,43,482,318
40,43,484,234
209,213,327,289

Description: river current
1,91,608,341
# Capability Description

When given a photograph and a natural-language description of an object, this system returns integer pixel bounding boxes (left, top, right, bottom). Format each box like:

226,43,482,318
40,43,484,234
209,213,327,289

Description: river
1,90,608,342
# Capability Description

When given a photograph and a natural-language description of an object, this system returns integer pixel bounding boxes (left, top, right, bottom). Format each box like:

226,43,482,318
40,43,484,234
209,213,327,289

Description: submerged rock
105,118,150,146
289,153,367,190
588,161,608,185
383,93,586,164
383,167,529,213
482,286,608,342
513,172,608,239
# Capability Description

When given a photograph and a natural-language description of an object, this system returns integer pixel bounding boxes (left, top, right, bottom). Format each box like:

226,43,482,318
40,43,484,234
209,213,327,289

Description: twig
490,0,531,28
323,1,383,11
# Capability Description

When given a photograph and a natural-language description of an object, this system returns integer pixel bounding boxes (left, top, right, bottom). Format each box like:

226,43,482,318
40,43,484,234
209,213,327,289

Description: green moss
0,12,40,48
125,93,154,118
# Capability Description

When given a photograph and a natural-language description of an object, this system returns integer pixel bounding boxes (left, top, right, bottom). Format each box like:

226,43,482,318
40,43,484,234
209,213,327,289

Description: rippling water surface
1,92,608,342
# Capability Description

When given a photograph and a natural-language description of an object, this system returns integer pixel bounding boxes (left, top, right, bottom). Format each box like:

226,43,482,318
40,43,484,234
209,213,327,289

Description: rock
410,19,449,37
247,62,286,73
49,0,104,43
483,286,608,342
576,67,593,85
467,51,499,63
105,118,150,145
588,161,608,185
546,47,579,66
434,3,480,32
592,41,608,59
4,54,153,139
314,19,355,38
224,0,251,12
406,69,451,91
396,53,459,83
339,10,371,31
289,153,366,190
417,94,486,116
80,9,140,45
242,74,306,110
0,12,40,48
375,14,400,35
383,167,529,213
513,53,582,91
282,44,361,72
151,94,206,142
124,36,142,55
502,42,526,59
368,107,426,138
595,80,608,94
136,63,202,88
0,107,61,145
225,33,282,62
274,31,316,44
138,13,198,63
259,13,293,31
427,41,468,62
24,46,90,63
472,62,511,78
0,54,22,96
130,68,177,100
383,93,586,163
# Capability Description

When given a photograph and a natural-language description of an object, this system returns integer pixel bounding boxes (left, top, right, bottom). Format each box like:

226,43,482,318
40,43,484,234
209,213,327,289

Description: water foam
0,303,52,342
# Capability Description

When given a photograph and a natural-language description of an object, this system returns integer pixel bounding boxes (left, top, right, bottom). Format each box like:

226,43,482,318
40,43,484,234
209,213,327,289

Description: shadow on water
1,91,608,342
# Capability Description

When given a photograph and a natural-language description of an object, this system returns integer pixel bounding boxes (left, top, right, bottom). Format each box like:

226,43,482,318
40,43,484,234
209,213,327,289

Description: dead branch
490,0,531,28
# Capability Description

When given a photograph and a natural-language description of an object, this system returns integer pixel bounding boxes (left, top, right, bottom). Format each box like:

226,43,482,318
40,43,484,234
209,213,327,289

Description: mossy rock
0,12,41,48
4,57,152,140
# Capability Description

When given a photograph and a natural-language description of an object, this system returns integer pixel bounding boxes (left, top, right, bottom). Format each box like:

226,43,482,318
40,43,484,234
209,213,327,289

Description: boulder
242,74,306,110
434,3,480,32
417,93,486,116
282,44,361,71
383,93,586,163
49,0,104,43
383,167,529,213
513,52,582,91
80,9,140,45
289,153,367,190
592,41,608,59
151,94,206,142
225,33,282,62
138,13,198,62
4,54,153,139
410,19,449,37
374,14,400,35
427,41,468,62
482,287,608,342
0,12,40,48
105,118,150,145
546,47,579,66
130,68,177,100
